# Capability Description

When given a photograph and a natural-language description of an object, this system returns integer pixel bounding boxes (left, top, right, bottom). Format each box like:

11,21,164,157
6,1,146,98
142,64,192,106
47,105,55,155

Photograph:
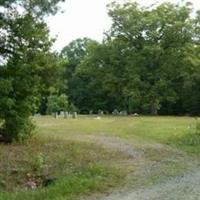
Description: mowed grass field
0,116,200,200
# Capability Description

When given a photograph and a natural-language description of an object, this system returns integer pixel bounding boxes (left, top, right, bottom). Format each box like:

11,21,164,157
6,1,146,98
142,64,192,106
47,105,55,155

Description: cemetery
1,0,200,199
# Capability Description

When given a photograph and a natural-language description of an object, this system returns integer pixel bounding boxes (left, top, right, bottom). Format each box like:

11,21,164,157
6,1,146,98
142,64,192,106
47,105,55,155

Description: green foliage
180,119,200,145
47,94,69,113
37,53,67,115
31,153,46,172
68,103,78,113
196,121,200,136
61,38,96,66
0,166,122,200
62,2,200,115
0,0,65,142
1,117,35,143
0,136,125,199
61,38,99,112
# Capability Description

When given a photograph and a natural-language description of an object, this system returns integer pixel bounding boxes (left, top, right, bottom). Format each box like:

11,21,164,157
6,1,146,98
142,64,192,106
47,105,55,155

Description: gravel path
89,135,144,158
86,135,200,200
70,134,199,200
100,168,200,200
68,134,144,158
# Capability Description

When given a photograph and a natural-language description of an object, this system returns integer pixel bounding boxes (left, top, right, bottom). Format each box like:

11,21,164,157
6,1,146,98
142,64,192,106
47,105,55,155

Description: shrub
0,116,35,143
180,119,200,145
47,94,69,114
31,153,46,172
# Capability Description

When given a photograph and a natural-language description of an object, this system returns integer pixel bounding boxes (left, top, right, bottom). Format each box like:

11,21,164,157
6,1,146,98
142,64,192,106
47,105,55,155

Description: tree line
60,2,200,115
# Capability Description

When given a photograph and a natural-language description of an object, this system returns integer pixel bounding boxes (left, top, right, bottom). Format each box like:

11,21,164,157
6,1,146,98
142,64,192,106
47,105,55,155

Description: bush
47,94,69,114
195,121,200,135
180,119,200,145
0,116,35,143
31,153,46,172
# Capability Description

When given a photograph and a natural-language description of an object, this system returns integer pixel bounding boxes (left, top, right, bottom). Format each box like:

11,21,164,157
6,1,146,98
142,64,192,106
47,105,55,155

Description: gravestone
53,112,58,119
72,112,77,119
112,109,119,115
34,113,41,117
64,111,69,119
133,113,139,117
60,111,64,117
89,110,93,115
98,110,104,116
120,110,128,116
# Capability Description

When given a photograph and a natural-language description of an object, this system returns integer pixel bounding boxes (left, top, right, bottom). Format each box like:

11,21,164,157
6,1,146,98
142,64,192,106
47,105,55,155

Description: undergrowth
179,119,200,146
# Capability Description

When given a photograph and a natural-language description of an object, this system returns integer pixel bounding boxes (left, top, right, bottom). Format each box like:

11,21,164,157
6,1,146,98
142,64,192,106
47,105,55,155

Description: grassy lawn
0,116,199,200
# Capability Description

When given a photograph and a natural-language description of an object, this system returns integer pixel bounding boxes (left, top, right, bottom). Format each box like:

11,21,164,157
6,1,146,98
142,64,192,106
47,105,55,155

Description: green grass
0,115,199,200
0,137,126,199
35,115,199,150
0,165,122,200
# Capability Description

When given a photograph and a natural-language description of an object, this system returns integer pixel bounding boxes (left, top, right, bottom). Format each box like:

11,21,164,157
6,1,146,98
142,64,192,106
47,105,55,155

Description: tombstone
64,111,69,119
120,110,128,116
53,112,58,119
60,111,64,117
112,109,119,115
99,111,104,116
133,113,139,117
98,110,104,116
89,110,93,115
72,112,77,119
34,113,41,117
68,112,72,118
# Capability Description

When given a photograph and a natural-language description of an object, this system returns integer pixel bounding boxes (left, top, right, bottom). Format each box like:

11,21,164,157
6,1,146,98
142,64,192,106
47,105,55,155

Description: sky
47,0,200,51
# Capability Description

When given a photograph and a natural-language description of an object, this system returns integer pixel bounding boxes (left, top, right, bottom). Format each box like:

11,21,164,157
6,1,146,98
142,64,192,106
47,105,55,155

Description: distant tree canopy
0,0,65,142
62,2,200,115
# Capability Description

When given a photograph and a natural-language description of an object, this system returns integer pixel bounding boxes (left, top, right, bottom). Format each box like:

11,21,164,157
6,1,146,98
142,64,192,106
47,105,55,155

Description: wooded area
1,1,200,199
61,2,200,116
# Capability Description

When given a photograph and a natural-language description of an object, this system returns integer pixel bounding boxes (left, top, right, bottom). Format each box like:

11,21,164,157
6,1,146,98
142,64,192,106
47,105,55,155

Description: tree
37,53,66,115
105,1,200,114
0,0,65,142
47,94,68,114
66,1,200,115
61,38,97,110
72,42,109,113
